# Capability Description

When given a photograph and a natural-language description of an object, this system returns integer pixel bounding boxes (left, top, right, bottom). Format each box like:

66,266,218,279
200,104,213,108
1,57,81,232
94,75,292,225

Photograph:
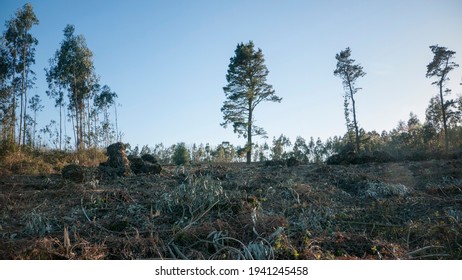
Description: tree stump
62,164,86,183
128,155,162,175
100,142,133,177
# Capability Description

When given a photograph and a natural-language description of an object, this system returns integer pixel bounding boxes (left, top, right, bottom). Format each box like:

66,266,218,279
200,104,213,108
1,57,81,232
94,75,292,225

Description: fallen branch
174,200,219,237
169,242,189,260
406,245,445,256
80,197,171,236
337,220,404,228
410,253,450,259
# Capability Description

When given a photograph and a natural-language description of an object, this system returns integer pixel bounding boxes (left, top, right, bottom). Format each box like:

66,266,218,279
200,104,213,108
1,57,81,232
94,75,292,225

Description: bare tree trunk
347,78,360,153
439,81,449,154
23,51,30,146
11,54,17,147
350,93,360,154
114,102,119,142
247,102,252,164
70,110,77,150
72,75,79,150
79,103,84,150
19,48,26,147
93,110,98,149
33,109,37,148
86,96,91,148
59,100,62,150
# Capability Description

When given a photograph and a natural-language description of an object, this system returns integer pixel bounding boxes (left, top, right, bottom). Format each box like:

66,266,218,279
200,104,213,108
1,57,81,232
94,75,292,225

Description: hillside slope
1,159,461,259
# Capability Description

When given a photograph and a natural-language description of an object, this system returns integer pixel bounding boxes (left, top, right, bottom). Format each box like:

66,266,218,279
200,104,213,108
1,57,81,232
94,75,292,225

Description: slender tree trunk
79,103,84,150
59,100,62,150
86,96,91,148
247,102,252,164
114,102,119,142
347,78,360,153
93,110,98,149
343,94,354,145
104,109,108,147
33,110,37,148
11,54,17,146
72,73,81,151
74,99,79,150
350,93,360,154
439,80,449,154
23,50,30,146
19,55,26,147
71,112,77,149
19,35,29,147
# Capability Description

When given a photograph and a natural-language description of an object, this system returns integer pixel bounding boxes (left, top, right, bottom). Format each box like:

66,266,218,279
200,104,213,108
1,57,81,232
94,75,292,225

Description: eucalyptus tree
426,45,459,153
1,3,39,147
1,12,20,145
221,41,281,163
28,94,43,147
292,136,310,163
334,47,366,154
271,134,291,160
16,3,39,146
45,56,66,149
46,24,95,151
0,48,11,144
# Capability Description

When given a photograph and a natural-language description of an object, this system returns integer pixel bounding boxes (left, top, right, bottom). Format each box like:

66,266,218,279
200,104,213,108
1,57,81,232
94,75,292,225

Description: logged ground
1,159,461,259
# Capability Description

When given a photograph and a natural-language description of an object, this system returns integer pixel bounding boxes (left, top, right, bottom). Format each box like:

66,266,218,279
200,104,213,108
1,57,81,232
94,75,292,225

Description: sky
1,0,462,149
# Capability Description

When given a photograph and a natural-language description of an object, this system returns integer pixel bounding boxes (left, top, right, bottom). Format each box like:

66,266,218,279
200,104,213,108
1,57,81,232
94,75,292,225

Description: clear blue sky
1,0,462,148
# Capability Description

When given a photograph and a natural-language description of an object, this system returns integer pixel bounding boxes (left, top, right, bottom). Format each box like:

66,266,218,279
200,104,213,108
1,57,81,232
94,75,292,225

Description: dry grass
1,159,461,259
0,148,106,176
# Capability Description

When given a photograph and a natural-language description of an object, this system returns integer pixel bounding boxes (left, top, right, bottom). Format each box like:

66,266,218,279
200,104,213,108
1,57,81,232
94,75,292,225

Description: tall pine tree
221,41,281,163
334,47,366,154
426,45,459,154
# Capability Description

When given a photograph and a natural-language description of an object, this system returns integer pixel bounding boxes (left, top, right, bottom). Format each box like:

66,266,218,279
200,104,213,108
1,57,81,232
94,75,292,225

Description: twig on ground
406,245,445,256
169,242,189,260
411,253,450,259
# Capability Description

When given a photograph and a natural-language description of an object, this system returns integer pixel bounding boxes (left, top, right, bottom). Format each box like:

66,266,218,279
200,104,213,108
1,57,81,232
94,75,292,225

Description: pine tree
334,47,366,154
172,142,190,165
221,41,281,163
426,45,459,154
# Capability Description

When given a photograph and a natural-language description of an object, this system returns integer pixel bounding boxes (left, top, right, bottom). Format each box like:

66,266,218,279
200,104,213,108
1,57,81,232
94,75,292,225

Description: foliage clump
363,181,411,199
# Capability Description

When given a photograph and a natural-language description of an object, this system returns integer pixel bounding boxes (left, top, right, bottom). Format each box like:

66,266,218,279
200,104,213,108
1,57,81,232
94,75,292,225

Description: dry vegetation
1,155,461,260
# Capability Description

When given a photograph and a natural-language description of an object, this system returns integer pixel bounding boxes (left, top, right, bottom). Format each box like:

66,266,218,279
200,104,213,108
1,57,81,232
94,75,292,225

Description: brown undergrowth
0,159,461,259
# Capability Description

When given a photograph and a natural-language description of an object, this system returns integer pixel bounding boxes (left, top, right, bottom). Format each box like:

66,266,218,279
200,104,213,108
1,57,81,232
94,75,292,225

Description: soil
0,159,461,259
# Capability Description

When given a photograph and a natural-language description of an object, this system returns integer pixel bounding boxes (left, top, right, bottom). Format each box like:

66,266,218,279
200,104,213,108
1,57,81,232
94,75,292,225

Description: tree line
133,102,462,166
0,3,119,155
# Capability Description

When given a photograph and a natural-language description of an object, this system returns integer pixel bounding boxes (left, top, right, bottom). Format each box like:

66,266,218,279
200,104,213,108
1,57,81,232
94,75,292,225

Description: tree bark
23,48,30,146
114,102,119,142
350,93,360,154
11,53,17,146
347,77,360,154
19,42,27,147
247,102,252,164
439,79,449,154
